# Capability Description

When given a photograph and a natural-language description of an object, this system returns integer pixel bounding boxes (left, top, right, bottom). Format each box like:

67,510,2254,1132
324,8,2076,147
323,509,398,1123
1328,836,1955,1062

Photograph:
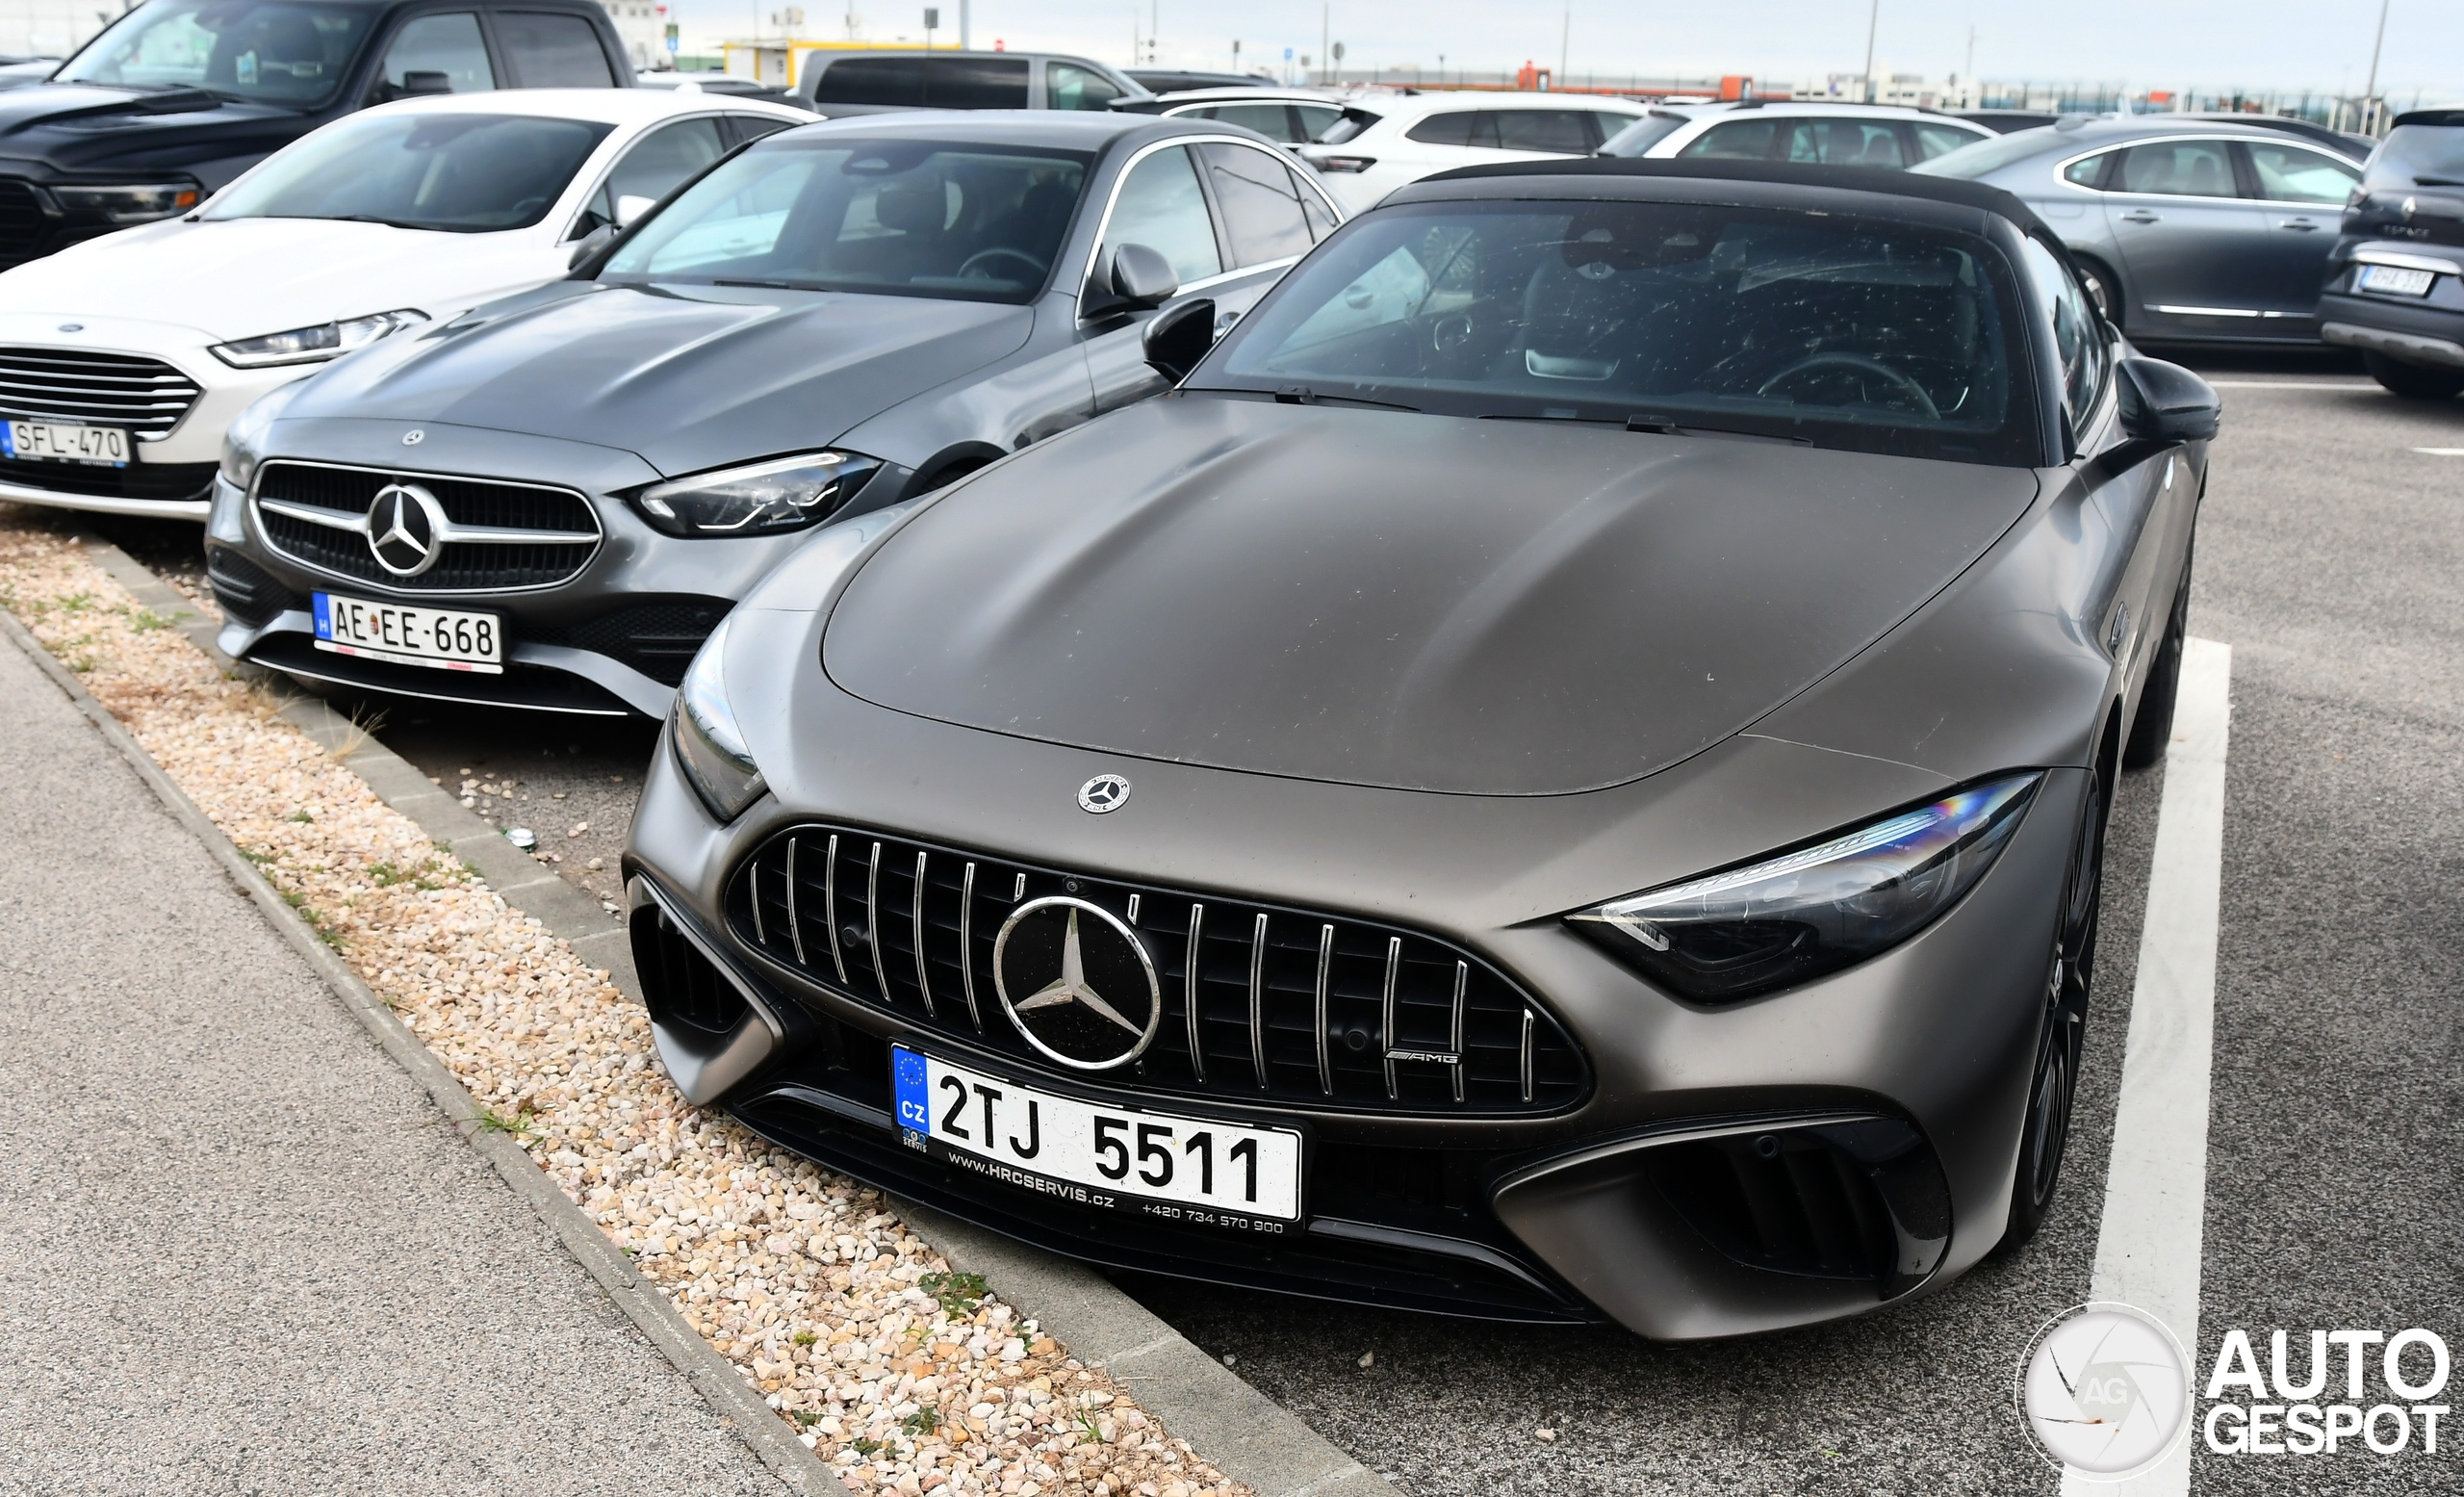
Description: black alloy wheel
2362,350,2464,400
2122,537,2194,769
1996,763,2106,1255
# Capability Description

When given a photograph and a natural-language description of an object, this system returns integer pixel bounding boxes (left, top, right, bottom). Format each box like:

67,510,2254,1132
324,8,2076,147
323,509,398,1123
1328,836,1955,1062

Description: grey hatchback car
1916,116,2363,345
205,110,1342,714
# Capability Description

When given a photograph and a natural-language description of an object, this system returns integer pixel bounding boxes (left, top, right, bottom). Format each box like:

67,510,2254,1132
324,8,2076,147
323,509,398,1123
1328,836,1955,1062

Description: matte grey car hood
824,397,2040,795
286,281,1035,476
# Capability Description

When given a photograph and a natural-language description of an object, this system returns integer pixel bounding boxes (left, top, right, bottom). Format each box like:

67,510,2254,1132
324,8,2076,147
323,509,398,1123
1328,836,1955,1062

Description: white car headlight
209,308,429,369
1567,774,2041,1002
633,451,883,537
218,378,308,490
672,612,766,821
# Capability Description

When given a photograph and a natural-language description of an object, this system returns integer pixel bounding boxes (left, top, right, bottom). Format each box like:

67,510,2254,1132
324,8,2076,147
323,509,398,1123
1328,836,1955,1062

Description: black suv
0,0,628,269
2322,110,2464,398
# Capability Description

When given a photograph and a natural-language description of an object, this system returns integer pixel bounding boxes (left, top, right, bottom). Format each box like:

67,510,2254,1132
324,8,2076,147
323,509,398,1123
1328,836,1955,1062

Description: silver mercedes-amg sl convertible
622,158,2220,1339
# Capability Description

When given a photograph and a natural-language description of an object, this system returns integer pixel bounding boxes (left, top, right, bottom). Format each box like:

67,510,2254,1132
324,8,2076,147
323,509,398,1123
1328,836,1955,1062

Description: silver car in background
1916,116,2364,345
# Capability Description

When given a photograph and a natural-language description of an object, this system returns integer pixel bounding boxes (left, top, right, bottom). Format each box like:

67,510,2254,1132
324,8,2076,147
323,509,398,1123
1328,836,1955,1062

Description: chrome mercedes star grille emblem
367,481,447,578
1077,773,1131,813
992,895,1162,1071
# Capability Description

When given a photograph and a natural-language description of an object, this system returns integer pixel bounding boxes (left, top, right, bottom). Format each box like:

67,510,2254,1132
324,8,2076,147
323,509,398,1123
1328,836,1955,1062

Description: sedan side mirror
567,222,618,271
615,193,657,228
1109,242,1180,310
2117,357,2220,443
1143,297,1217,384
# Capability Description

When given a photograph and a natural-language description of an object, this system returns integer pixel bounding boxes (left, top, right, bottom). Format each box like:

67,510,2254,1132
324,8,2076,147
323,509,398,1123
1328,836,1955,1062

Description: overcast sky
668,1,2461,98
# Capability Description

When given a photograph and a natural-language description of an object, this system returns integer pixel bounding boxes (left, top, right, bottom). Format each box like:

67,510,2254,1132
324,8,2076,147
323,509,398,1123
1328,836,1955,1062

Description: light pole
2362,0,2391,134
958,0,968,49
1559,1,1569,91
1861,0,1880,104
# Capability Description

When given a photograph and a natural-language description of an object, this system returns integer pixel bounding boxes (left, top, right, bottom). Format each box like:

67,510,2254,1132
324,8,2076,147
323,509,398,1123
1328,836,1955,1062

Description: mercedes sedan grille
728,824,1589,1116
251,459,601,593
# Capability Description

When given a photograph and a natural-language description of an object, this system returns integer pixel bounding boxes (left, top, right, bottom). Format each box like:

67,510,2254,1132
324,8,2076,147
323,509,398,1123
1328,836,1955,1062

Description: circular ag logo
991,895,1161,1071
2016,1302,2194,1479
1077,772,1131,814
367,482,448,577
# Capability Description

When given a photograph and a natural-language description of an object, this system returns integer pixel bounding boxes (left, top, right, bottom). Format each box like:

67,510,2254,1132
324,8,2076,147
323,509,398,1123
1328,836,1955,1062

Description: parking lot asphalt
69,352,2464,1494
0,631,787,1494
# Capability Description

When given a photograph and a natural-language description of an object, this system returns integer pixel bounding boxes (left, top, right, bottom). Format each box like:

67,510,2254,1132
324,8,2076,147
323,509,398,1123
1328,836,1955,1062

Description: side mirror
567,222,617,271
1142,297,1217,384
615,193,657,228
2117,357,2220,443
1109,242,1179,311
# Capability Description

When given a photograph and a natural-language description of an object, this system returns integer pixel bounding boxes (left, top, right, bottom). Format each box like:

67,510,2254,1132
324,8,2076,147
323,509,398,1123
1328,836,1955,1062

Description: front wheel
1995,767,2105,1256
2363,350,2464,400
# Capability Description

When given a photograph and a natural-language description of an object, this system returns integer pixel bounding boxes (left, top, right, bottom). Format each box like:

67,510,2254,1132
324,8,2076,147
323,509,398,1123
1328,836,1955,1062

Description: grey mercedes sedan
1915,116,2361,346
204,109,1341,714
621,159,2220,1338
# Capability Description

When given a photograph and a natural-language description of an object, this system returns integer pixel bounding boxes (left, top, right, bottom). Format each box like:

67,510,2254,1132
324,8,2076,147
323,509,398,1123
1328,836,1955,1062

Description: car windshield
2366,123,2464,191
1597,111,1693,157
203,113,615,231
55,0,371,106
1198,198,2034,465
599,137,1091,303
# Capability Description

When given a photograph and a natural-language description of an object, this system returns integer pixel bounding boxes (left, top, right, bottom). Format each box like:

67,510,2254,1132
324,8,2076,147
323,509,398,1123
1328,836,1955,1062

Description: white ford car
1295,90,1653,213
0,88,808,520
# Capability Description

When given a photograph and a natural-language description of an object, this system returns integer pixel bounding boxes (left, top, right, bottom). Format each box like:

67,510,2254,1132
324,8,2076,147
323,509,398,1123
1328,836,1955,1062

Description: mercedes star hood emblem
992,896,1161,1070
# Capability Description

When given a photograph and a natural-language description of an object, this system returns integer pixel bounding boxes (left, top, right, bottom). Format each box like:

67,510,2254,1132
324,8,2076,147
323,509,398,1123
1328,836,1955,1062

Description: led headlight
54,181,201,223
632,451,882,536
209,309,429,369
672,612,765,821
1568,774,2041,1003
218,379,307,490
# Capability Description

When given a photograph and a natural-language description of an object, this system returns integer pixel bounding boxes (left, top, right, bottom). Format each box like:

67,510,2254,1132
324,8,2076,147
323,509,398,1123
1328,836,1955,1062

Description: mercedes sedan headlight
218,379,307,490
672,612,765,821
209,309,429,369
1568,774,2041,1003
632,451,882,537
54,180,201,223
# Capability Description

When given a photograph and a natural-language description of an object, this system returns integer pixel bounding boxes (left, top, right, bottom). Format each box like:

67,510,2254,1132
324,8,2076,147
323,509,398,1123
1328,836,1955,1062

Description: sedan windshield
204,113,615,231
1198,199,2034,464
600,138,1092,304
56,0,370,106
2365,124,2464,191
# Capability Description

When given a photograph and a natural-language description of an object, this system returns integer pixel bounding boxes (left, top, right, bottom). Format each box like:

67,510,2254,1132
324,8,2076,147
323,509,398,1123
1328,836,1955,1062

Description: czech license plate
1,420,129,466
312,590,502,673
2358,264,2436,297
892,1045,1303,1229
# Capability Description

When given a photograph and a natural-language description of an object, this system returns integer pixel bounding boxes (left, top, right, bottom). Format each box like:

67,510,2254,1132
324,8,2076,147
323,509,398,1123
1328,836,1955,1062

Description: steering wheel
956,247,1048,283
1756,352,1939,420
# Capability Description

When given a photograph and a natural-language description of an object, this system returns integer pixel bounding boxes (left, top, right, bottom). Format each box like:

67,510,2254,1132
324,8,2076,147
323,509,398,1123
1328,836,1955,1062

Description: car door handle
2277,219,2322,231
2118,211,2161,223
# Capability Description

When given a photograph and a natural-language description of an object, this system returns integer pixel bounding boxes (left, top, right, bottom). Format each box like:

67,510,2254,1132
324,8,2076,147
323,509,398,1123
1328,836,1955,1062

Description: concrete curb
70,538,1398,1497
0,604,840,1496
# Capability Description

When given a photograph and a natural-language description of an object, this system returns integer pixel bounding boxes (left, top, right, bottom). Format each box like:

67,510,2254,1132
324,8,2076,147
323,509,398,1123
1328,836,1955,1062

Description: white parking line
2412,448,2464,456
2202,380,2375,391
2061,637,2232,1497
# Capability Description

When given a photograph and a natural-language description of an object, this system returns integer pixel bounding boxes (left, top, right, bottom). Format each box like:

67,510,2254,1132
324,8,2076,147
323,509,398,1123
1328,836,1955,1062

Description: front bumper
622,648,2089,1339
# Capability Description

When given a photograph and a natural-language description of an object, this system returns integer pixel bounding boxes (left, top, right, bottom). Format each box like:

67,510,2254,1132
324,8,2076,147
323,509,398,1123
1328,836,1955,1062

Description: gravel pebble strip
0,509,1249,1497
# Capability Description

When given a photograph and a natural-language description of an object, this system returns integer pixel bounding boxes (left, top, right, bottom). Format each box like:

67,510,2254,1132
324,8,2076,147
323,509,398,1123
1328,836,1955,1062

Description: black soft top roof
1409,157,2054,242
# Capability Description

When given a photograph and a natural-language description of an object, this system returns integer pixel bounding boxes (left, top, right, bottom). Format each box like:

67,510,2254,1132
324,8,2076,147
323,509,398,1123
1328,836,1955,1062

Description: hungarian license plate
892,1045,1303,1229
312,590,502,673
2358,264,2436,297
1,419,129,466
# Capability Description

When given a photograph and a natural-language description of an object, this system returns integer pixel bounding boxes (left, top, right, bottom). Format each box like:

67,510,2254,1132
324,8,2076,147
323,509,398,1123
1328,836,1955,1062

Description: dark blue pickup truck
0,0,629,269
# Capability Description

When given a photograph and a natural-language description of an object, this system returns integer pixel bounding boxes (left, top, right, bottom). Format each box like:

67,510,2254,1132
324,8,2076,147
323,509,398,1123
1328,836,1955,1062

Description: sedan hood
286,281,1037,477
0,218,555,343
824,398,2041,795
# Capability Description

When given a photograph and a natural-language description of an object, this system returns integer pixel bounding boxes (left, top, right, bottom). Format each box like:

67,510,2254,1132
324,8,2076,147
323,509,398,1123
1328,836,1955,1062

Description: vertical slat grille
727,822,1588,1116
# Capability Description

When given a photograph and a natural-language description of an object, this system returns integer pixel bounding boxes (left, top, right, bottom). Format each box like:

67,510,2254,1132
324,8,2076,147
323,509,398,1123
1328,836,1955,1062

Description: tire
2363,350,2464,400
1995,766,2106,1256
2121,539,2194,769
2076,257,2125,328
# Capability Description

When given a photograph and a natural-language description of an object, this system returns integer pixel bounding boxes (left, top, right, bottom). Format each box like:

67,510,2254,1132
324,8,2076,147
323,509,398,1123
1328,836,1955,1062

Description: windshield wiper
1259,384,1421,412
2410,175,2464,188
320,214,434,231
712,276,826,291
1478,411,1810,444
